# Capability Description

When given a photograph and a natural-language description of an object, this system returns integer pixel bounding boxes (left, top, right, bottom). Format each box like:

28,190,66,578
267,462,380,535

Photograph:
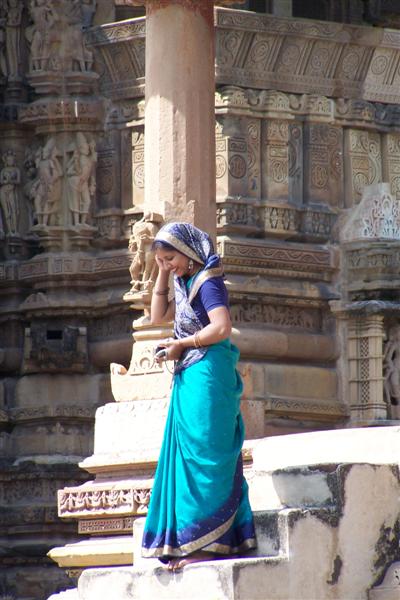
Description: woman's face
155,247,191,277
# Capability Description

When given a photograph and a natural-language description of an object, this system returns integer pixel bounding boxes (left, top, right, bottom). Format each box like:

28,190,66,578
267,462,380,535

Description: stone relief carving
58,486,151,517
23,151,38,228
230,302,321,331
341,183,400,242
125,212,163,301
32,137,63,227
0,150,20,236
0,6,7,78
345,129,382,205
383,324,400,419
4,0,23,79
23,324,88,373
66,133,97,227
28,0,93,73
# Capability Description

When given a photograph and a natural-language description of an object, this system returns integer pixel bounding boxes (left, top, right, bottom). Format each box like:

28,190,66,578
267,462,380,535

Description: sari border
141,512,237,558
203,537,257,555
156,231,204,265
187,267,224,304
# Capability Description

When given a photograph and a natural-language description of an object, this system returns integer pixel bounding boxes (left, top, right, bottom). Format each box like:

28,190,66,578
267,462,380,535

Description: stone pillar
143,0,216,237
348,316,386,422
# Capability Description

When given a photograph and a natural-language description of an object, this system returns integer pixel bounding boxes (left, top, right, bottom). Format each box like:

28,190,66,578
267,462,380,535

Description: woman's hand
155,338,183,364
155,253,170,273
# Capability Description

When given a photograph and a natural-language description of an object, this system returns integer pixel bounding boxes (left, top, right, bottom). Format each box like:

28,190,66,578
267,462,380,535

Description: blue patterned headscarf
154,222,223,373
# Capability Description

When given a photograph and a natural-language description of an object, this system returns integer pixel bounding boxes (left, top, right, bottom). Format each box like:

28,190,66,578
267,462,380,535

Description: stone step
77,557,286,600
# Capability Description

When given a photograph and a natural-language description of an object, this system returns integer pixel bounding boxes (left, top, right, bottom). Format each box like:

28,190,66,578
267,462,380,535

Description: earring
188,259,193,271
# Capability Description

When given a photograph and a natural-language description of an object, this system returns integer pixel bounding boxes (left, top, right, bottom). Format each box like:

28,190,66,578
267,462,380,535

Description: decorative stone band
88,9,400,105
3,251,132,285
217,201,336,242
78,516,134,535
218,237,334,281
264,395,349,422
58,486,152,519
216,8,400,105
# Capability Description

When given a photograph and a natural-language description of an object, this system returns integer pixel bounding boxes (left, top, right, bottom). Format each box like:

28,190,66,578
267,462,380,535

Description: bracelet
194,331,203,348
154,288,169,296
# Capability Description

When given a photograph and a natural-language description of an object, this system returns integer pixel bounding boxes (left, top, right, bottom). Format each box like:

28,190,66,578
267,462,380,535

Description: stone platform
51,427,400,600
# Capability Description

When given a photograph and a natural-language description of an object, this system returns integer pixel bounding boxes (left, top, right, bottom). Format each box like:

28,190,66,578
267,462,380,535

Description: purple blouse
190,276,229,326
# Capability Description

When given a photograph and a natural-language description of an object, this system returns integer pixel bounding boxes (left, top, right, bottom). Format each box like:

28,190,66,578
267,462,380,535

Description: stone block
14,374,108,411
91,399,169,459
251,425,400,472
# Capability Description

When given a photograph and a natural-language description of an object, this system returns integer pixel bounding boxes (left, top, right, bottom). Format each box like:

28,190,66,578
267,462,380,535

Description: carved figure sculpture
29,0,57,71
66,133,96,227
383,324,400,419
28,0,93,73
5,0,23,78
0,13,7,77
81,0,96,29
127,213,161,298
0,150,20,235
23,151,38,227
34,138,63,227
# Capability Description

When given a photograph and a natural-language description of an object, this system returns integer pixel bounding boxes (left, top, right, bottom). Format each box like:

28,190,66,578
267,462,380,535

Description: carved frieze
264,396,348,422
58,485,151,518
230,301,322,332
218,237,334,281
78,516,134,535
216,200,335,242
215,8,400,105
19,98,104,128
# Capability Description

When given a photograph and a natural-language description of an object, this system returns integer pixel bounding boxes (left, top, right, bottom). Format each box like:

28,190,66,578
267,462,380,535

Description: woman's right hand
155,254,170,273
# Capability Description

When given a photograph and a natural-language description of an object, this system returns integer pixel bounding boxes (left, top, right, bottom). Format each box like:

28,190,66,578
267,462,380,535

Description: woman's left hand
155,338,183,363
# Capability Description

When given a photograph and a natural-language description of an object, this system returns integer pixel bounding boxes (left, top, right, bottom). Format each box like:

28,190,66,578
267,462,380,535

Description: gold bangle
154,288,169,296
194,331,203,348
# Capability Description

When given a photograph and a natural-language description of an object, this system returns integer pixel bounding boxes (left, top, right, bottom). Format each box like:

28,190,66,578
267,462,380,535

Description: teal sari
142,339,256,560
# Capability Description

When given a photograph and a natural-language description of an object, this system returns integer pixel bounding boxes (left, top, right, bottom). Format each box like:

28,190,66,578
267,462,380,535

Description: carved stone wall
3,2,400,598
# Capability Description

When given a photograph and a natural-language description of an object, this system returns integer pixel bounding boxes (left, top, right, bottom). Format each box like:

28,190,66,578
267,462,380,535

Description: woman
141,222,256,571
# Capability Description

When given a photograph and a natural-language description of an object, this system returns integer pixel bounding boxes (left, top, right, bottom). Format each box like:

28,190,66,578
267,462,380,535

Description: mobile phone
154,346,167,359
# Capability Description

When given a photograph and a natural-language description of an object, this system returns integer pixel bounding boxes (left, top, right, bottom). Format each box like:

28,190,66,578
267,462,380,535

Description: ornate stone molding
218,236,334,281
78,516,134,535
4,251,131,285
216,8,400,105
216,87,400,130
87,10,400,105
18,99,104,129
264,395,349,422
217,200,336,242
230,301,322,332
58,485,151,518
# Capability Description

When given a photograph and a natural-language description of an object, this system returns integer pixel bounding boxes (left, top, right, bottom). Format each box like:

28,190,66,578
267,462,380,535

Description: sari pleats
142,340,257,561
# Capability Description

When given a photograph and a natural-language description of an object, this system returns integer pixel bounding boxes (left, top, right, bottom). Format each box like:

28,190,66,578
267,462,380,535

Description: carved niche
22,323,88,373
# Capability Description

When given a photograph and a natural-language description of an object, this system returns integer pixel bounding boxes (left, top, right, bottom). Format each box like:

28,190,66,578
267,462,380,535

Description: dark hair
152,240,177,252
